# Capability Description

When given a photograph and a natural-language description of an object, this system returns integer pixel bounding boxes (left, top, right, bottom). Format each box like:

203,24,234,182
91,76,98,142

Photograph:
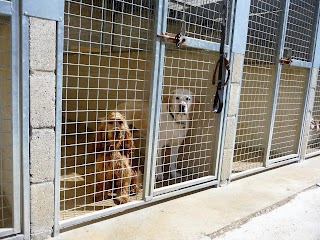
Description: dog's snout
179,104,186,113
115,129,121,138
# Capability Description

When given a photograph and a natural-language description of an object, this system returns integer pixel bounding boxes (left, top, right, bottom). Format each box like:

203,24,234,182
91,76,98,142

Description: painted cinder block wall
28,17,56,239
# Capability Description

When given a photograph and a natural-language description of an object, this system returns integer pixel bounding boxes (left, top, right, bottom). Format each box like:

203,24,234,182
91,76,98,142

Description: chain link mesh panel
0,15,13,229
61,0,154,220
233,0,281,173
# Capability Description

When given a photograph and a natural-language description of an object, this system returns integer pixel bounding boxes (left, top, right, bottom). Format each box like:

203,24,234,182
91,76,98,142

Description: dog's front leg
169,145,181,178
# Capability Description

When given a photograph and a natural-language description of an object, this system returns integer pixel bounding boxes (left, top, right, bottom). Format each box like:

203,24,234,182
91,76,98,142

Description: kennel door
0,0,21,238
150,0,231,196
267,0,319,165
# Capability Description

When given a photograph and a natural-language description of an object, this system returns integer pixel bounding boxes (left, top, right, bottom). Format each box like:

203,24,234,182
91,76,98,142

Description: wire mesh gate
59,0,231,227
232,0,320,177
0,0,21,238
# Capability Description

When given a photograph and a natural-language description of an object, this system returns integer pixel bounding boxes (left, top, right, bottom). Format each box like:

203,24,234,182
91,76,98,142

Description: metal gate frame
265,0,320,166
0,0,21,238
144,0,233,198
230,0,320,180
55,0,244,232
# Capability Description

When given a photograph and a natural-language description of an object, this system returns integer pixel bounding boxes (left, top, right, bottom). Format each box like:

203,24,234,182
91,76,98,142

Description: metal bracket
0,0,12,16
158,32,186,48
22,0,64,21
280,47,293,65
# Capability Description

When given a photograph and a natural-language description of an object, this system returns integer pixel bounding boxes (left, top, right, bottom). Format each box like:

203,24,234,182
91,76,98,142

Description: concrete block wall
29,17,56,239
220,53,244,185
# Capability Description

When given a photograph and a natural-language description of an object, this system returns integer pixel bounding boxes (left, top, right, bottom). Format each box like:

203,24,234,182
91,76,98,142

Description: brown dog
94,112,141,205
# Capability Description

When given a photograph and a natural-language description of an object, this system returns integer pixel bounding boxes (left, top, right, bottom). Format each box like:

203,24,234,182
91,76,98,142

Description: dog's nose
179,104,186,113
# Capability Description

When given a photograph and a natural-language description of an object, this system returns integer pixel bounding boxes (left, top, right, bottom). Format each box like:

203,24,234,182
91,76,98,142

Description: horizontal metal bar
22,0,64,21
152,180,218,201
231,157,299,181
153,176,217,196
2,234,24,240
60,180,218,229
0,228,15,238
60,200,147,229
231,167,266,181
183,37,229,53
290,59,312,68
269,157,299,167
0,0,12,15
305,151,320,159
268,154,298,165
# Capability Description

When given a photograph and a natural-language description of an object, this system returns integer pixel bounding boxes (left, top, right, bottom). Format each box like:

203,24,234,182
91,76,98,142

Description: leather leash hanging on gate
212,0,230,113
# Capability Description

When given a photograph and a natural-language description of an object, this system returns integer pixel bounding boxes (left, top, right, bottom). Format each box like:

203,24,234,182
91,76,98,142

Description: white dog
116,89,195,180
309,117,320,145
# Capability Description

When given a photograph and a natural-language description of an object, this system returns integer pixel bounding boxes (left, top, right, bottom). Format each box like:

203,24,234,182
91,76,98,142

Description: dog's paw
130,184,141,194
170,170,181,178
94,193,104,202
156,173,164,181
94,190,111,202
114,196,129,205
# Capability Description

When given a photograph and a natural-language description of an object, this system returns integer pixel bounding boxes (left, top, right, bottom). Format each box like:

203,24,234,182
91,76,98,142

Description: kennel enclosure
231,0,320,179
56,0,320,233
58,0,234,228
1,0,320,239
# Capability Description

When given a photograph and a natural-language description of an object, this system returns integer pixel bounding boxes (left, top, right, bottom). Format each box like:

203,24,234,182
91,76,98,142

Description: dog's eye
176,96,180,100
118,121,123,125
186,97,191,101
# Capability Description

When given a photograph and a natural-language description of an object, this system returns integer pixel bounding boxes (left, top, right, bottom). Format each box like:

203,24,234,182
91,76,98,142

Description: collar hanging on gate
212,0,229,114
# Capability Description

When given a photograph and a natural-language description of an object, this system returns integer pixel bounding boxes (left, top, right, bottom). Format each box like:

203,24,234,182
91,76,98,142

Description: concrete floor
212,186,320,240
54,156,320,240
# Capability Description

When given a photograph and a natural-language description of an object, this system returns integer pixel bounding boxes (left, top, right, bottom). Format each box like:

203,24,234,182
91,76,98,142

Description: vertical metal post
7,0,21,233
10,0,21,234
298,1,320,161
263,0,290,167
53,20,64,237
20,10,31,240
218,0,250,183
143,0,168,200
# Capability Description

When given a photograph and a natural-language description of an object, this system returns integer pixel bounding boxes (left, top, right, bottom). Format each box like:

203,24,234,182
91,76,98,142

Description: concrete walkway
212,186,320,240
54,156,320,240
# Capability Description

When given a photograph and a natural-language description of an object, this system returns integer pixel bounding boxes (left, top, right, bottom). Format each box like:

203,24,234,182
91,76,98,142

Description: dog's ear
162,95,172,112
94,119,107,152
162,95,170,104
123,127,135,158
317,120,320,132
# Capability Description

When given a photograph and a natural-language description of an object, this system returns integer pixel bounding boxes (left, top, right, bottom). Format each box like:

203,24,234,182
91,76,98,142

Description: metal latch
280,47,292,65
158,32,185,48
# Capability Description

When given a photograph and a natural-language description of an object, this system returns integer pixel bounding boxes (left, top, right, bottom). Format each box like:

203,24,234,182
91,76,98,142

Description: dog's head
164,89,194,122
311,118,320,131
95,112,134,154
105,112,128,141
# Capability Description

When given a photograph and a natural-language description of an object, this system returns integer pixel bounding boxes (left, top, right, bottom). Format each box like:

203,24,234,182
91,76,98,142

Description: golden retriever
116,89,195,180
